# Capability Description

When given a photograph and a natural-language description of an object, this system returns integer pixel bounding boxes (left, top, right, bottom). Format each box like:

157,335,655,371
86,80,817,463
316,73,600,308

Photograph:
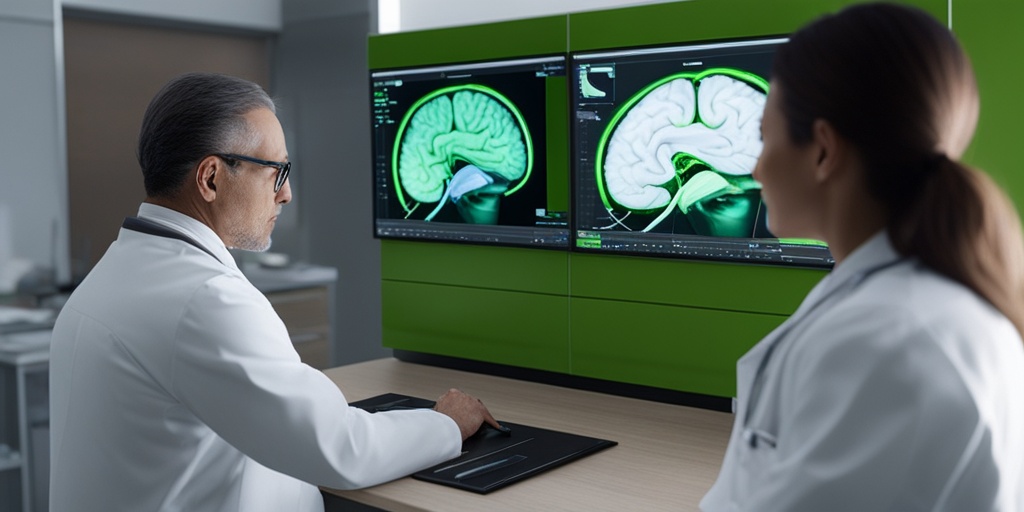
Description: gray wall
393,0,682,32
47,0,385,366
0,0,69,285
1,0,284,290
61,0,281,31
275,0,389,366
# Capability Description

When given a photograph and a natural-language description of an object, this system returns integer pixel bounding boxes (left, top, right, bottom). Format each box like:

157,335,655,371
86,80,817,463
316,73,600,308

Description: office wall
50,0,383,367
389,0,684,32
0,0,69,285
61,0,281,32
55,2,369,369
63,17,273,273
0,0,280,289
275,0,389,366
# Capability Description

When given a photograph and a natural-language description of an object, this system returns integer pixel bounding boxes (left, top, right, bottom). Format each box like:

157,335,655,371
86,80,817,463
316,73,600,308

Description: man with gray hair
50,72,498,511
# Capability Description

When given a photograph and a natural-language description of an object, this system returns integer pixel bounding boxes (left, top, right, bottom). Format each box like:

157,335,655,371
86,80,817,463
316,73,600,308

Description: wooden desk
321,359,732,511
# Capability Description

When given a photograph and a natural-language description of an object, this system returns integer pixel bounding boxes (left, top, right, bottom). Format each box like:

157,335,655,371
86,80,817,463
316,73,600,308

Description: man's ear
810,118,848,184
196,156,220,202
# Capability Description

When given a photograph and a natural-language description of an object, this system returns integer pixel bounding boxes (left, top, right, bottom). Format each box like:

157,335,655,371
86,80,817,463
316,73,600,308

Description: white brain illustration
604,74,766,210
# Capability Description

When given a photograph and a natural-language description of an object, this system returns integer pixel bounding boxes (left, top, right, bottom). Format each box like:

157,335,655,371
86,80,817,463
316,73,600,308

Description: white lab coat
49,203,462,512
701,231,1024,511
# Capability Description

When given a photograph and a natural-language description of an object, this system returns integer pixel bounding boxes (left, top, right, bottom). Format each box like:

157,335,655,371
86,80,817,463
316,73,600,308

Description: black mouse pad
350,393,617,494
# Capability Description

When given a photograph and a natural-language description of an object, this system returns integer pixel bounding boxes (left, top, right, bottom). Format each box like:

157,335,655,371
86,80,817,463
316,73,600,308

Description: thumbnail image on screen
571,37,834,268
371,56,569,248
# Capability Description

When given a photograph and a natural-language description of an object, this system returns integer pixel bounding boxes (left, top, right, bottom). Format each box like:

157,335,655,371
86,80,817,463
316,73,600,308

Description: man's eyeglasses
214,153,291,193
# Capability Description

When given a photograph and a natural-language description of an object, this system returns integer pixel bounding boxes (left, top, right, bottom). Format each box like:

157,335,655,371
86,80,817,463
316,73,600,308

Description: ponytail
772,3,1024,338
888,157,1024,336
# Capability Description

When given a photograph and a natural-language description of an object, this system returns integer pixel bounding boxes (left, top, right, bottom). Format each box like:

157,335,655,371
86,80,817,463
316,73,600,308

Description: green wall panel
567,0,946,52
570,253,824,316
570,298,786,397
373,13,574,379
368,15,567,69
381,240,569,295
383,281,570,373
956,1,1024,211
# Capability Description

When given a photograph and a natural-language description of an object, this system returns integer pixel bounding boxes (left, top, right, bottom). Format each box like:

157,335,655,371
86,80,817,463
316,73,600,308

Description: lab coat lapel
736,270,838,405
737,231,901,419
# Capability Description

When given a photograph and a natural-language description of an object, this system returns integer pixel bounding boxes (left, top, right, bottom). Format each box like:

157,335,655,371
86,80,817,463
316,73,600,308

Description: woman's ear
810,118,849,184
196,156,219,202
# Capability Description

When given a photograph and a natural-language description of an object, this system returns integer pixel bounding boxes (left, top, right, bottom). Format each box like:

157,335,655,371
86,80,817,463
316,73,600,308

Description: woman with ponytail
702,4,1024,511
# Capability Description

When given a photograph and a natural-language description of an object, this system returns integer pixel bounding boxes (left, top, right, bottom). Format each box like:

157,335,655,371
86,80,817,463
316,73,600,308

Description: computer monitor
570,37,834,268
371,55,569,248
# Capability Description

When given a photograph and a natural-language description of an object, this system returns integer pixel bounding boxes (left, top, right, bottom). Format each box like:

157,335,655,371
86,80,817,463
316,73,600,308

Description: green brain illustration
393,85,533,224
597,68,768,237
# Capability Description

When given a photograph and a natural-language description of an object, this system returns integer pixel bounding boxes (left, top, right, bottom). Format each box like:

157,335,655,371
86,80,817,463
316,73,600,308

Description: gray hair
137,72,276,198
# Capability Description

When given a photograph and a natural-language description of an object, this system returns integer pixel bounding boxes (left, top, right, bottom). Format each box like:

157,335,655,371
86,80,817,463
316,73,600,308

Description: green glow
779,238,829,247
391,84,535,214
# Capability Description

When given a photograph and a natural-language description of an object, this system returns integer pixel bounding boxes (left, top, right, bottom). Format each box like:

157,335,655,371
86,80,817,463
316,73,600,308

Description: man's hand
433,388,502,441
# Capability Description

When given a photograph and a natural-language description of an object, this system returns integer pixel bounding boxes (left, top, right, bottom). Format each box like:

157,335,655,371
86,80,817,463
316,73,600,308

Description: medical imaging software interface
572,38,834,268
372,56,569,248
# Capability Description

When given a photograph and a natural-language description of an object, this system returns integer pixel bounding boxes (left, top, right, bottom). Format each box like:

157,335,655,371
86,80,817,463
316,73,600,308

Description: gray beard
231,232,272,252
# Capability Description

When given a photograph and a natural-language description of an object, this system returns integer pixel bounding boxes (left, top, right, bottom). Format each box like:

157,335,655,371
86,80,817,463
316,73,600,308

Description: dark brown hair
774,3,1024,334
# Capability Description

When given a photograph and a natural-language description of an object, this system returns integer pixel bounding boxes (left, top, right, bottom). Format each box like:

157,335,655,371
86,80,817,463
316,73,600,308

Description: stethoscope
121,216,224,265
742,256,907,449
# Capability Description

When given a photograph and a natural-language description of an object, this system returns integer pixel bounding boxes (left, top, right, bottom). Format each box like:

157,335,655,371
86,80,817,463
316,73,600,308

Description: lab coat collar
790,230,900,321
135,203,241,273
736,231,900,409
827,230,901,290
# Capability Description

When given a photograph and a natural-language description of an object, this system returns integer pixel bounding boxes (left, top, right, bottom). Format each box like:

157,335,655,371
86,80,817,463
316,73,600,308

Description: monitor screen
371,56,570,248
570,37,834,268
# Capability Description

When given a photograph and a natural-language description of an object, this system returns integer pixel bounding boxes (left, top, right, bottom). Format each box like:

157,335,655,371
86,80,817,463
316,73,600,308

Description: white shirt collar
135,203,240,272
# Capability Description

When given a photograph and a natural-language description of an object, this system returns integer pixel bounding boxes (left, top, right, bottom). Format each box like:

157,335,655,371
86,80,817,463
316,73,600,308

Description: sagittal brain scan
598,69,766,237
395,85,532,225
572,38,834,267
371,56,569,248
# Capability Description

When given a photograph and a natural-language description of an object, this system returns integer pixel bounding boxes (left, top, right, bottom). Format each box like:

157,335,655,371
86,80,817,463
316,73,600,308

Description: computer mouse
475,422,512,438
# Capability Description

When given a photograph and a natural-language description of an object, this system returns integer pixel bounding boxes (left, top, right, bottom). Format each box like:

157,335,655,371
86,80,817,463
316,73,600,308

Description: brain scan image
596,68,768,237
392,84,534,225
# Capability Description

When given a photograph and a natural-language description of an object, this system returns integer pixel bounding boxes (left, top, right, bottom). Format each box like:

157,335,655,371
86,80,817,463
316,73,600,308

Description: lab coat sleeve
169,274,463,490
743,302,980,511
